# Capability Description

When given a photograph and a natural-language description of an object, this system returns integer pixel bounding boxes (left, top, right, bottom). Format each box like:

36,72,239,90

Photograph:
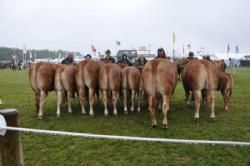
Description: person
134,55,147,66
84,54,92,59
187,52,195,60
117,54,132,66
155,48,167,58
101,49,115,63
61,52,76,65
203,55,211,61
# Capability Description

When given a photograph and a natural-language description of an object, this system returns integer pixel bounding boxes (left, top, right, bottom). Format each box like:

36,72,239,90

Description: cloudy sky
0,0,249,55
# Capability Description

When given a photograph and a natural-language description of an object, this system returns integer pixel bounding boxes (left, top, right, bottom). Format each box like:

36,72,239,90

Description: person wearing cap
61,52,76,65
155,48,167,59
117,54,132,66
101,49,115,63
84,54,92,59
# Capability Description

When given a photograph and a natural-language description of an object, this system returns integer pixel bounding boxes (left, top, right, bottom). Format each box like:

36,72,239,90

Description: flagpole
172,32,175,61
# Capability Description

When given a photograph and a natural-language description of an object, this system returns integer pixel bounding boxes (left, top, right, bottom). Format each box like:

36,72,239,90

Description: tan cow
29,62,57,119
218,72,233,112
121,66,142,114
55,64,76,118
75,59,100,117
99,62,122,116
142,59,177,128
182,59,219,121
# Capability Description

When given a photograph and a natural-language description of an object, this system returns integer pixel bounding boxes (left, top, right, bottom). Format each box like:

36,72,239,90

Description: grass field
0,68,250,165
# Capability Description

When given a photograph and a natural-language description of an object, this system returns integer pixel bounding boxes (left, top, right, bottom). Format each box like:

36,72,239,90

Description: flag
236,45,239,53
227,44,230,53
91,45,96,53
172,32,176,44
116,41,121,46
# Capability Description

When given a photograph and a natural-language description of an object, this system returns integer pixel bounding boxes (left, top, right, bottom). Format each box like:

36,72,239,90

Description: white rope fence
1,114,250,147
0,126,250,146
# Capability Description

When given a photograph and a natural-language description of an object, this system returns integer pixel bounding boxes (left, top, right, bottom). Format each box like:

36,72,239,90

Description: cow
98,62,122,116
75,59,100,117
55,64,76,118
181,59,219,122
29,62,57,119
142,58,177,128
121,66,142,114
218,72,233,112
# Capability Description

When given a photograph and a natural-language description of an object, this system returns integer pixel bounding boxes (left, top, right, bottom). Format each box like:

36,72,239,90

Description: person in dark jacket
61,52,76,65
117,54,132,66
101,49,115,63
155,48,167,58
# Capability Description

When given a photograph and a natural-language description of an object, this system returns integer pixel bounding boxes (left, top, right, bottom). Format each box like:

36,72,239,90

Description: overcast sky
0,0,249,55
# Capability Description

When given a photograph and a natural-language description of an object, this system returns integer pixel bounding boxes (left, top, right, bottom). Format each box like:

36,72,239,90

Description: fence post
0,109,23,166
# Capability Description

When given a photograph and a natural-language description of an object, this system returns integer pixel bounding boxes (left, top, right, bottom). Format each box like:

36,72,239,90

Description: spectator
117,54,132,66
84,54,92,59
101,49,115,63
61,52,76,65
134,55,147,66
155,48,167,58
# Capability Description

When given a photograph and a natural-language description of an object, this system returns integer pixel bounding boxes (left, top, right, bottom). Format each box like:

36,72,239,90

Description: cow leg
78,88,86,115
67,91,72,114
34,91,40,113
185,89,191,105
38,90,46,119
102,90,108,116
89,88,95,117
207,90,216,121
137,90,141,112
56,90,63,118
112,90,118,116
130,90,135,112
148,96,157,127
223,89,231,112
123,89,128,114
162,95,169,129
193,90,201,121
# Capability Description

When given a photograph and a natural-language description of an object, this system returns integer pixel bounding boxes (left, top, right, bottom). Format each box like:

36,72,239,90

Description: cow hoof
152,124,157,128
104,113,108,117
124,111,128,115
89,114,95,118
56,114,60,118
194,118,199,123
114,113,118,117
82,112,86,115
209,118,215,123
37,116,43,120
161,124,168,129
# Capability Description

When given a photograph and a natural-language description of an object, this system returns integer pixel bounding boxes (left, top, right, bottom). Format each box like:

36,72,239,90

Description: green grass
0,68,250,165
